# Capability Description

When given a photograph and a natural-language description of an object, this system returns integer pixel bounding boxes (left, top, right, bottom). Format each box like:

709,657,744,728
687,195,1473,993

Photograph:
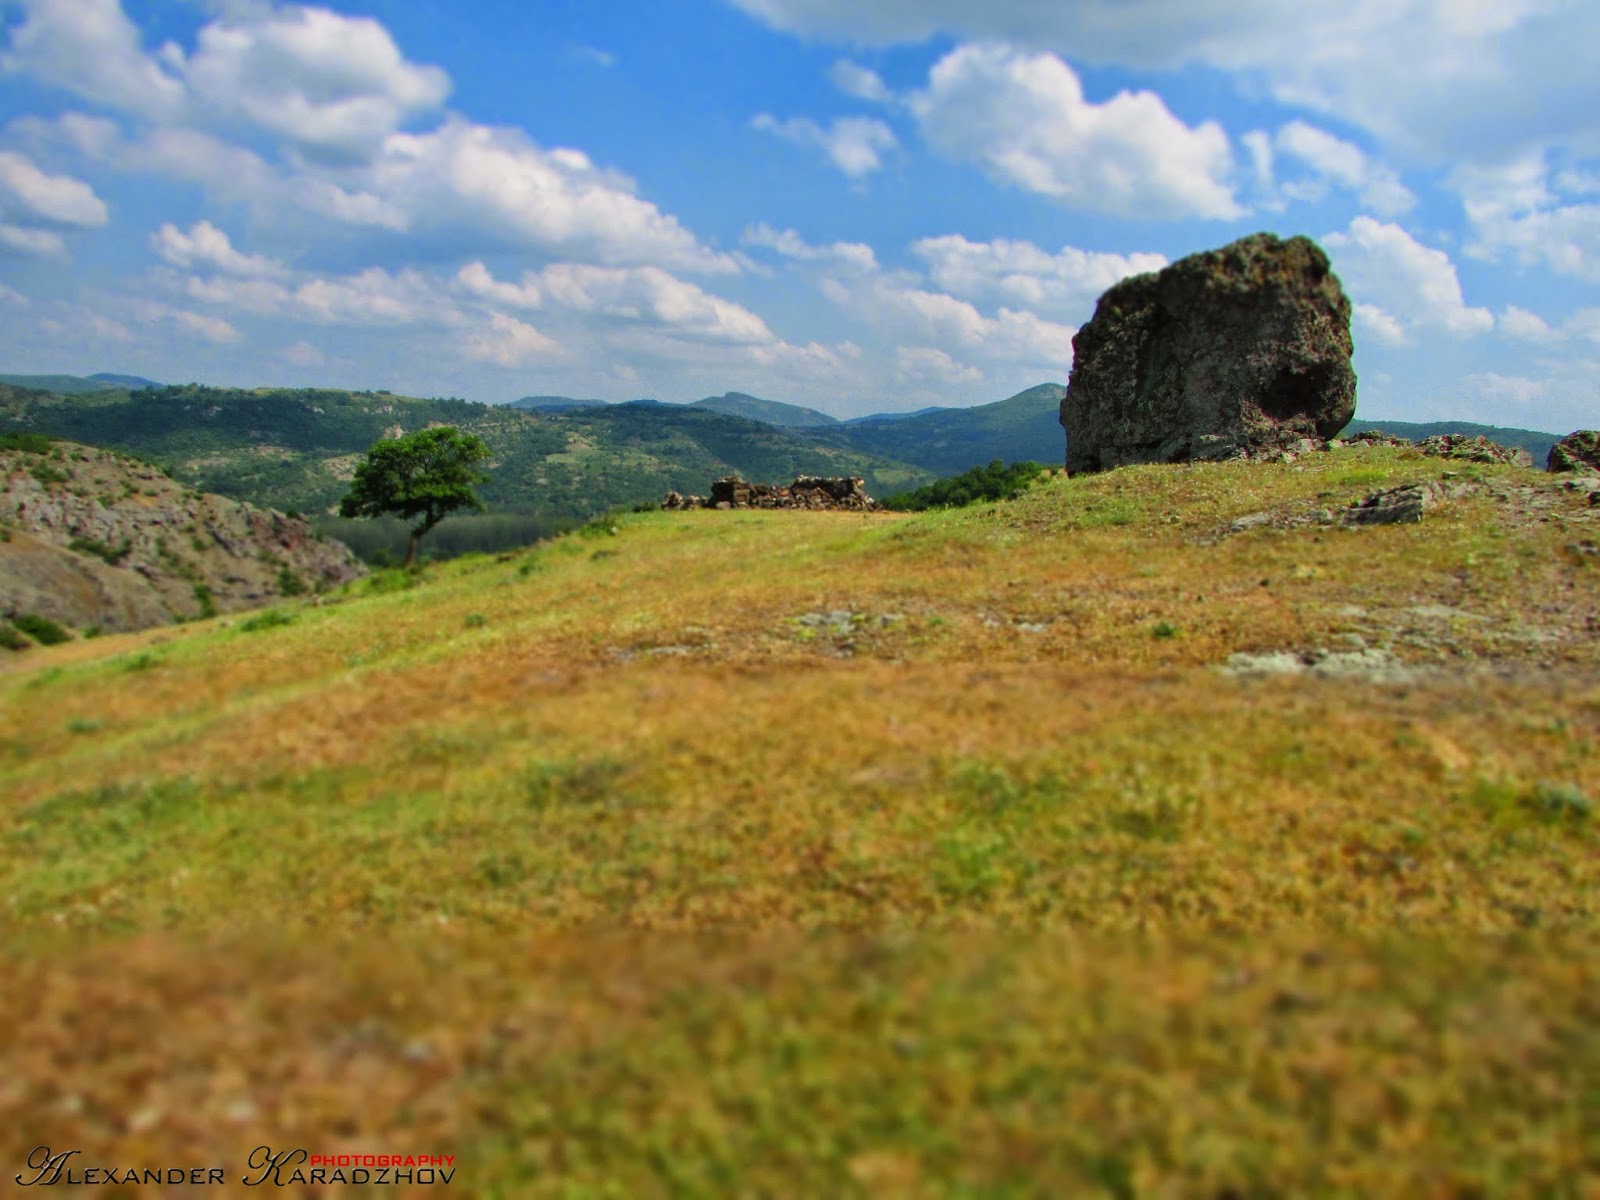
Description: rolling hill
1,444,1595,1193
0,382,934,537
0,372,162,394
690,391,840,427
800,383,1068,475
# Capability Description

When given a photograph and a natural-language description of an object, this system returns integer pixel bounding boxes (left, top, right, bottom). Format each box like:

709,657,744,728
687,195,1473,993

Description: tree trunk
403,527,422,567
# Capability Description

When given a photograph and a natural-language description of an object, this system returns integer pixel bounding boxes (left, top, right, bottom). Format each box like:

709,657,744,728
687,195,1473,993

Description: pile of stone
1548,431,1600,474
1412,434,1534,467
662,476,878,512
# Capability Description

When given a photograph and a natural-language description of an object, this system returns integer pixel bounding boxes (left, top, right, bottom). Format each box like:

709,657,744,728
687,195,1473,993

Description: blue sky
0,0,1596,430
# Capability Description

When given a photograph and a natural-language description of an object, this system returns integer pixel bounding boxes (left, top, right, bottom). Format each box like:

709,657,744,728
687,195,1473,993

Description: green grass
0,446,1596,1193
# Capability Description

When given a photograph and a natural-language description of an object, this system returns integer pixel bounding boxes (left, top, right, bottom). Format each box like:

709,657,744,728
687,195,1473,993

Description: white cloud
1455,155,1600,283
152,221,287,277
910,234,1165,315
909,43,1240,220
828,60,893,103
569,45,616,68
456,261,542,310
461,312,562,367
895,345,983,384
0,224,65,255
821,272,1075,367
741,223,878,271
282,339,324,366
534,263,775,345
727,1,1600,166
1352,302,1406,348
752,113,897,177
1274,121,1414,216
1323,217,1494,343
293,266,443,326
371,119,738,271
0,0,185,119
1499,305,1554,341
0,150,108,227
178,5,450,161
0,282,30,304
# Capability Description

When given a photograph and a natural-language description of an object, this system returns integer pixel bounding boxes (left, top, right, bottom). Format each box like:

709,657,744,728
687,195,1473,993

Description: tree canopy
339,426,492,565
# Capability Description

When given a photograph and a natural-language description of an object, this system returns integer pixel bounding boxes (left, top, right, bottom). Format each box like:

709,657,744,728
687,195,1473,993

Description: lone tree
339,426,492,566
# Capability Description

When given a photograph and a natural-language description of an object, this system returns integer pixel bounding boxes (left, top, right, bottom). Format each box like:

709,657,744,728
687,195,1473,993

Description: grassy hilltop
1,445,1597,1195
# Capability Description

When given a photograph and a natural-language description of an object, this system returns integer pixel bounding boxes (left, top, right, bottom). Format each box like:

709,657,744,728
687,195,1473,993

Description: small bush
12,613,70,645
277,565,306,596
29,461,70,486
465,612,487,628
0,622,28,651
1152,621,1180,640
0,431,53,454
240,609,296,633
67,537,133,566
881,460,1046,511
192,583,217,619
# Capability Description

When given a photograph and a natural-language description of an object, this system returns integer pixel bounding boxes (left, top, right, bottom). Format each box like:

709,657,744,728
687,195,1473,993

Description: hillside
0,435,363,636
802,383,1068,474
2,445,1595,1193
1342,418,1559,465
0,383,934,534
691,390,840,427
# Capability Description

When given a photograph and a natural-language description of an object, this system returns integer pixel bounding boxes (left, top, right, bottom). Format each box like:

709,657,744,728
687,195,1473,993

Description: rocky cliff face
1,439,365,637
1061,232,1356,474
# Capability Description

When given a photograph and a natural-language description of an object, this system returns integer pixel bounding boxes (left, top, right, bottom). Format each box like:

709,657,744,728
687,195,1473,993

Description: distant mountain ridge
690,392,839,427
0,372,162,395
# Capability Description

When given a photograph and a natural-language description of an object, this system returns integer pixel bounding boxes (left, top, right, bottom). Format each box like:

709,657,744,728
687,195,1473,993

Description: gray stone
1060,232,1355,475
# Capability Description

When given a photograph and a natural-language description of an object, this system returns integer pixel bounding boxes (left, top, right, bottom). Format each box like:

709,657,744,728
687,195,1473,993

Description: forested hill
0,383,933,523
799,384,1068,476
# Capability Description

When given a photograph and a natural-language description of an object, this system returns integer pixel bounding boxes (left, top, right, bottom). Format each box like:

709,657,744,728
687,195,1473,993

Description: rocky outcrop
1548,431,1600,474
1,439,365,636
1060,232,1356,474
1413,434,1533,467
662,476,877,511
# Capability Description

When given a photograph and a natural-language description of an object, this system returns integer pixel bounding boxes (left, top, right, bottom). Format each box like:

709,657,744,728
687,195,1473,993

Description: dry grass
2,447,1597,1196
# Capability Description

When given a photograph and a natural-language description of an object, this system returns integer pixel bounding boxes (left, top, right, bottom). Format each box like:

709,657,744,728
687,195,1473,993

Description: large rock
1060,232,1356,474
1548,430,1600,474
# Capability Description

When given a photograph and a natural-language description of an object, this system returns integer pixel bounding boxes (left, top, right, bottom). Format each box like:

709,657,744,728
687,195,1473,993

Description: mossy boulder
1061,232,1356,475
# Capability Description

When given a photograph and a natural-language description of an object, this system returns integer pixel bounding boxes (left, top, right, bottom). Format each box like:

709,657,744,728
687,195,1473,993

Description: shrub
240,609,296,633
29,461,70,486
67,537,133,566
277,565,306,596
0,432,53,454
0,622,28,651
12,613,71,645
881,460,1047,511
192,583,217,619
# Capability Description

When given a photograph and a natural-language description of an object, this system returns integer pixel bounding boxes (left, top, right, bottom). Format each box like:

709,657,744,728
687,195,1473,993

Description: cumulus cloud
909,43,1241,220
828,60,894,103
895,345,983,384
741,223,878,271
1323,217,1494,344
462,312,562,367
533,263,775,345
3,5,733,273
752,113,897,177
0,150,109,228
177,5,450,161
0,282,28,304
910,235,1165,315
726,0,1599,165
0,224,65,255
152,220,287,277
282,339,325,366
1454,155,1600,283
0,0,186,119
133,301,237,342
1274,121,1415,216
